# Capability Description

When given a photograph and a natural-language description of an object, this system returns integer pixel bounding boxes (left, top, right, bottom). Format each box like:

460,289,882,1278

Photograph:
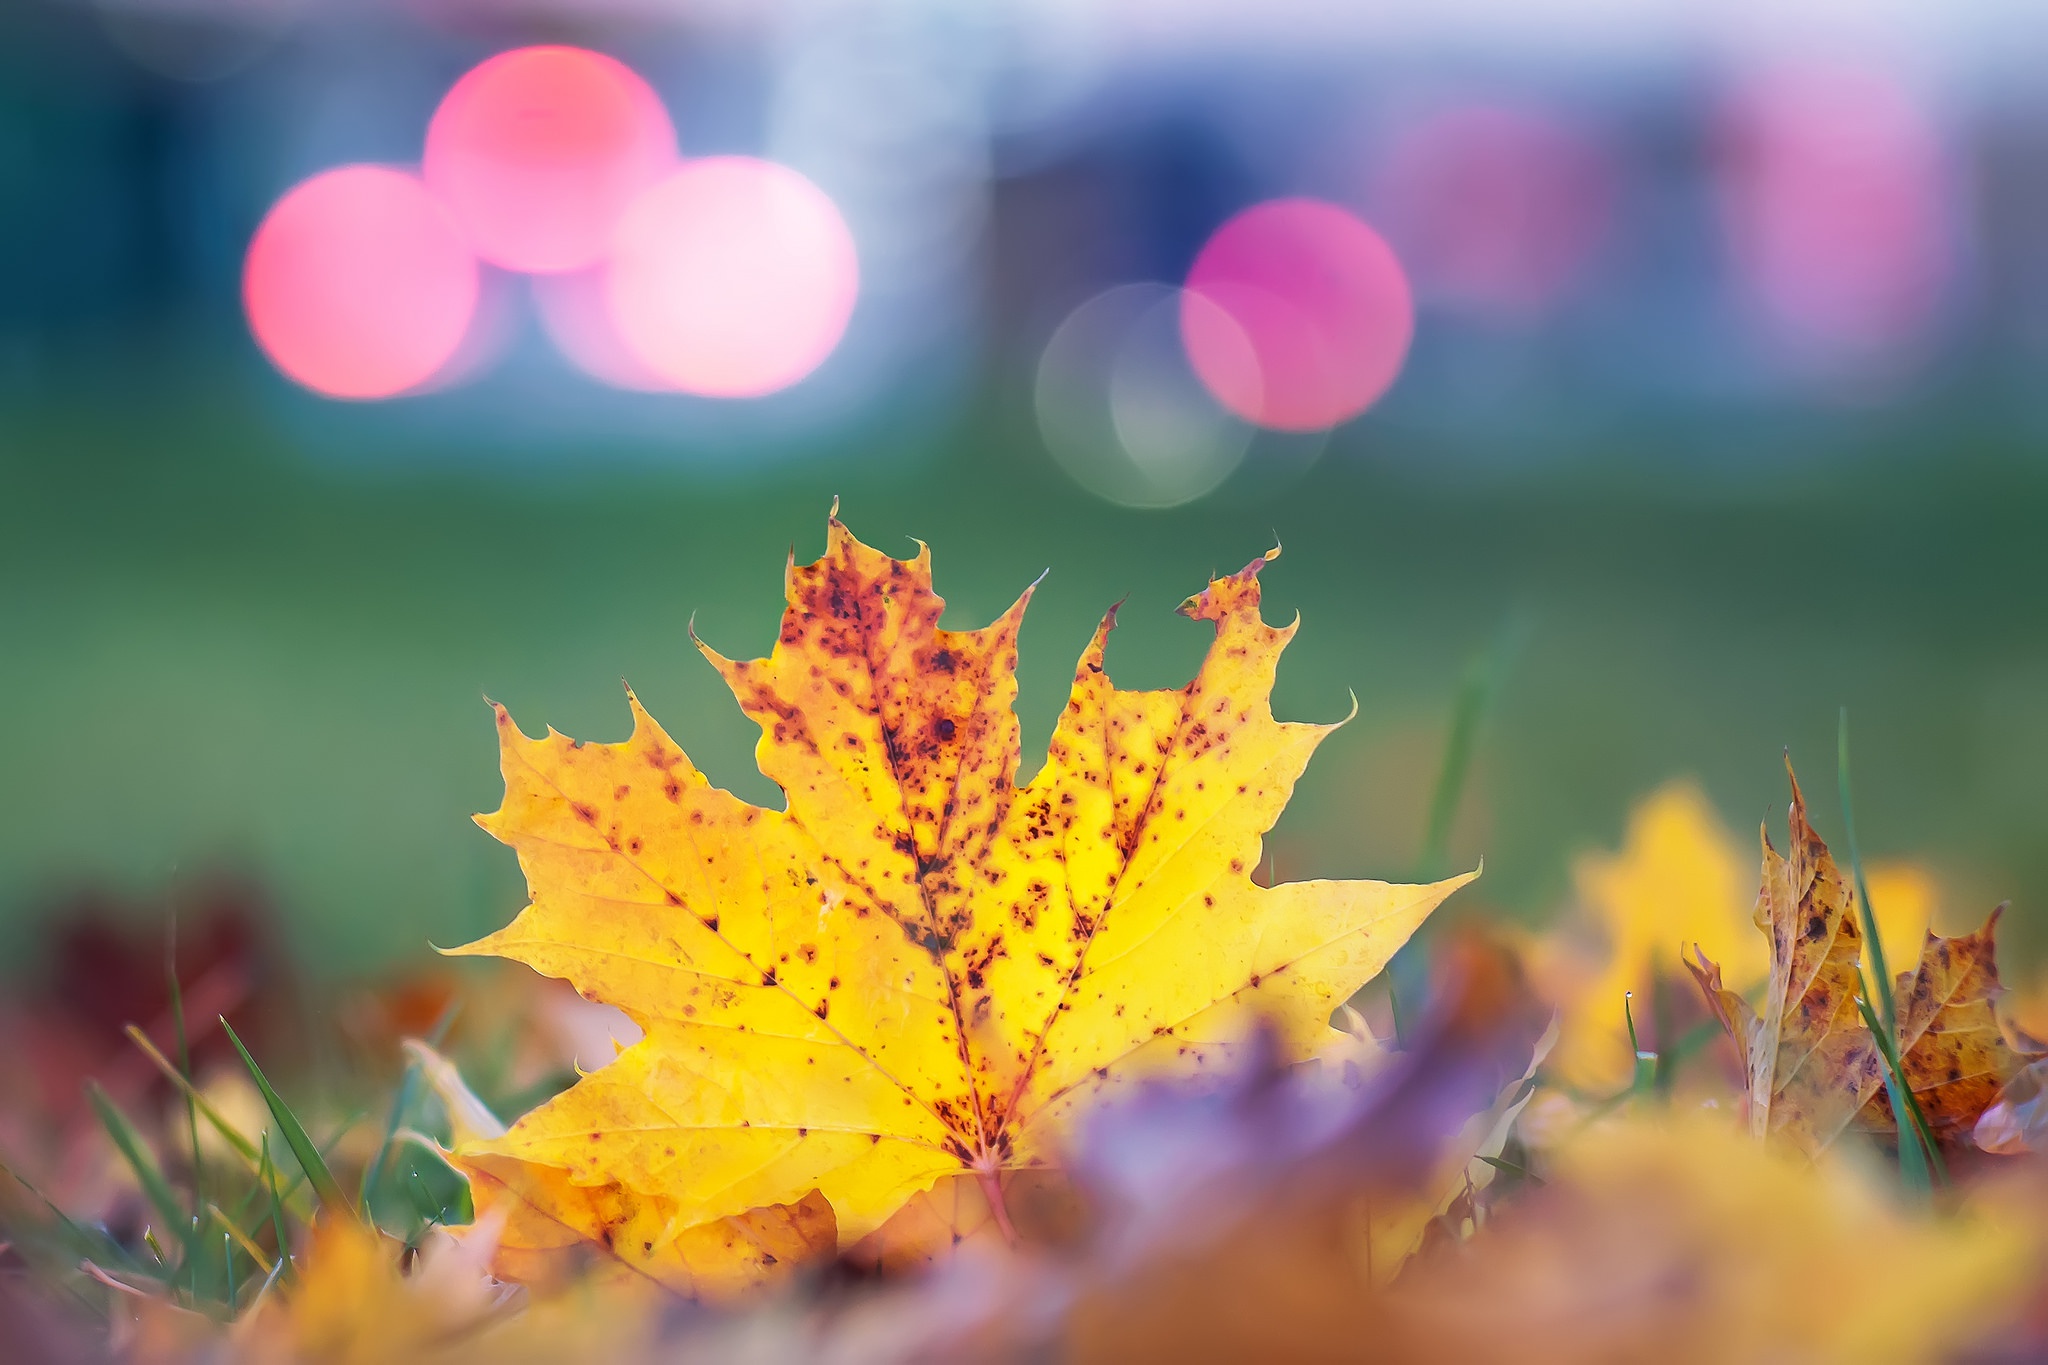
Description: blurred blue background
5,0,2048,975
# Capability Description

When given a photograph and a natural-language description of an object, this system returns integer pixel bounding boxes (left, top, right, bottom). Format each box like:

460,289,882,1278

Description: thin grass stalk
1837,711,1940,1192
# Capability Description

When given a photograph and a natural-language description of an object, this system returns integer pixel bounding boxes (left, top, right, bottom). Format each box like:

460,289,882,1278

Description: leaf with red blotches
444,509,1473,1280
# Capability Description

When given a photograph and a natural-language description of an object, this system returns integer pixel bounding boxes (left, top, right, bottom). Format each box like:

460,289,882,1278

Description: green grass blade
259,1141,295,1283
207,1202,275,1281
222,1018,352,1221
1623,992,1657,1096
1854,992,1942,1191
165,918,205,1214
1838,712,1900,1035
1416,614,1530,882
0,1159,151,1276
1866,993,1948,1184
1653,1017,1726,1094
1895,1073,1948,1181
168,925,205,1302
360,999,462,1218
361,1065,423,1221
1388,613,1530,1046
86,1082,197,1261
124,1026,263,1169
1477,1154,1544,1185
243,1251,288,1313
1839,712,1944,1191
258,1112,363,1216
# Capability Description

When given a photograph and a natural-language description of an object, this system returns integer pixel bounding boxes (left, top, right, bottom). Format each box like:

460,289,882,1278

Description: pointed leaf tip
1338,689,1360,726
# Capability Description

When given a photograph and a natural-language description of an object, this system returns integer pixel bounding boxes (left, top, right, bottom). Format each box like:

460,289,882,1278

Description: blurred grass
6,359,2048,977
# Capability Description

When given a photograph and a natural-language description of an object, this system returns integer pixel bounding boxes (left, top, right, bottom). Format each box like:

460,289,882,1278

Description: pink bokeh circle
533,269,675,392
1181,198,1414,432
424,45,676,274
243,164,479,400
606,157,859,399
1716,65,1949,366
1376,105,1614,319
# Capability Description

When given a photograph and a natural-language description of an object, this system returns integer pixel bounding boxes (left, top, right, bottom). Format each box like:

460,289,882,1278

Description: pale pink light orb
606,157,859,398
242,164,478,400
1716,65,1950,366
1182,199,1413,432
1376,105,1614,319
533,269,675,392
424,45,676,274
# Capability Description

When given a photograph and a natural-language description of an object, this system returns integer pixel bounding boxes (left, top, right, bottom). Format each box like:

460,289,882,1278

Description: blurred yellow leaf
233,1219,510,1365
449,512,1469,1274
227,1216,675,1365
1866,861,1942,967
1386,1115,2032,1365
1545,781,1758,1092
1050,934,1557,1360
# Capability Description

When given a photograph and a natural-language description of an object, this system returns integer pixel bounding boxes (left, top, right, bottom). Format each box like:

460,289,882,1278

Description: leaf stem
975,1168,1019,1248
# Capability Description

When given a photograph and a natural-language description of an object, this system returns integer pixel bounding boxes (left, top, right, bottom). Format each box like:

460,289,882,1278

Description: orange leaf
1856,908,2037,1148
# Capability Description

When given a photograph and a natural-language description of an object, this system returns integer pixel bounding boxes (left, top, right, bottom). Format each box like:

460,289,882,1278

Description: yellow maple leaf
447,512,1473,1266
229,1219,507,1365
226,1216,671,1365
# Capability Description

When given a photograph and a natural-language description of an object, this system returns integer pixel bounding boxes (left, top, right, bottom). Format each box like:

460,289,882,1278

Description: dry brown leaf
1854,908,2036,1148
1684,761,1883,1154
1688,762,2035,1156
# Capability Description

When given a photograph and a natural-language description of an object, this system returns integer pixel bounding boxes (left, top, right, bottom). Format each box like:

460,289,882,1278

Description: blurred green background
9,356,2048,976
6,0,2048,983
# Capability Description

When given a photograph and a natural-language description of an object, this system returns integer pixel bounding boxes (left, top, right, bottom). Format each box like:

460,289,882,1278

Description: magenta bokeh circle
1181,198,1414,432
